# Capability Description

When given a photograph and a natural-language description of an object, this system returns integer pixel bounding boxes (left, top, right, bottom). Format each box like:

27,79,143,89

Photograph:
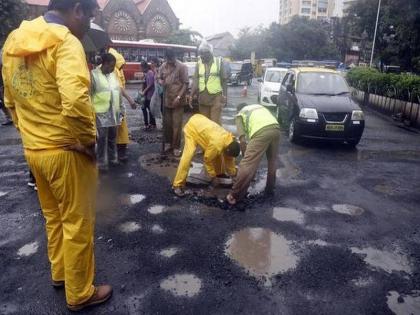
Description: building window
301,8,311,14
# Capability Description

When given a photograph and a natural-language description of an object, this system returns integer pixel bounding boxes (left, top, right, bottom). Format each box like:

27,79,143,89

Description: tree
230,25,272,60
347,0,420,71
0,0,27,46
162,28,202,46
266,17,340,62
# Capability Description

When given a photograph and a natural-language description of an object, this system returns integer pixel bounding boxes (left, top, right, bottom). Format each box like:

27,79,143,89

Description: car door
277,72,292,126
285,72,297,124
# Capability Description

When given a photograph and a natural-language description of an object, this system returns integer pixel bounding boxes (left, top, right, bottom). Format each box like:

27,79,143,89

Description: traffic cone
241,85,248,98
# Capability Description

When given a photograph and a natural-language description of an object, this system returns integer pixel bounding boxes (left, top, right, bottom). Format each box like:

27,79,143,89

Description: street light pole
370,0,382,67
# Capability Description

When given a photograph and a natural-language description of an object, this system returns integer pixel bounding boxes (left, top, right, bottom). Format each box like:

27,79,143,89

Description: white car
258,67,288,110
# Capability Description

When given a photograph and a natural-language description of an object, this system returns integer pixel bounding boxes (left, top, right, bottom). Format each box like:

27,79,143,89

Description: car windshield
265,70,287,83
297,72,350,95
230,63,243,72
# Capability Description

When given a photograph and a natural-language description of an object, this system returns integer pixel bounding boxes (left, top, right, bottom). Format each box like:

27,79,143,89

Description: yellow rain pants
25,148,97,306
172,114,237,188
109,48,130,145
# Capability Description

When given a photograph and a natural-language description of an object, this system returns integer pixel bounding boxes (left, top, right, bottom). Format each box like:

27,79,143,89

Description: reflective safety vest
198,57,223,94
238,104,279,139
91,67,121,114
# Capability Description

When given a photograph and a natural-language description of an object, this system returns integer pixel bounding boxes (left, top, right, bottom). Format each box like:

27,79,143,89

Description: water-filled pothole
351,247,412,274
273,207,304,224
160,274,202,297
119,222,141,233
17,241,39,257
120,194,146,206
148,205,165,215
387,290,420,315
159,247,180,258
332,204,364,216
225,228,299,279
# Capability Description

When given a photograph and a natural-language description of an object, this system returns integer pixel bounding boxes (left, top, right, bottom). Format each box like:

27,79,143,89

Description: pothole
0,191,8,198
387,290,420,315
160,274,202,297
225,228,299,279
351,247,412,274
352,277,374,287
332,204,364,216
121,194,146,206
151,224,165,234
148,205,165,215
17,241,39,257
119,222,141,233
159,247,180,258
273,207,304,224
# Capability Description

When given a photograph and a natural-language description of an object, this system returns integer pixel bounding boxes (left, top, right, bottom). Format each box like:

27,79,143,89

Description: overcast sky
167,0,279,38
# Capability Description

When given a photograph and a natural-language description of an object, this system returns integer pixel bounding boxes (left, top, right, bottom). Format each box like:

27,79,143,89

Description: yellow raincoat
109,47,130,144
2,17,97,306
173,114,237,188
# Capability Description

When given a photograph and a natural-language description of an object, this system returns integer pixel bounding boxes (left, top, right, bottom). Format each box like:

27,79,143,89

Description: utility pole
369,0,382,67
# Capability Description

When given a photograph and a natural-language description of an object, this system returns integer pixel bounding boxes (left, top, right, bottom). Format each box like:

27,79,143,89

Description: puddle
332,204,364,216
0,191,8,198
148,205,165,215
119,221,141,233
273,207,304,224
352,277,374,287
225,228,299,279
151,224,165,234
276,153,305,186
121,194,146,206
351,247,412,274
387,291,420,315
247,176,266,196
159,247,179,258
139,153,179,181
17,241,39,257
160,274,202,297
127,172,134,178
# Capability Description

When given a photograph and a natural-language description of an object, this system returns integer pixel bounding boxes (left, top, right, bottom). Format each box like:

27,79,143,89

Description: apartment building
279,0,339,24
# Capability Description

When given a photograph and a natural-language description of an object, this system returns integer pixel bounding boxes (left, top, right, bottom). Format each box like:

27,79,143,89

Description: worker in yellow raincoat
172,114,240,196
2,0,112,311
108,47,136,162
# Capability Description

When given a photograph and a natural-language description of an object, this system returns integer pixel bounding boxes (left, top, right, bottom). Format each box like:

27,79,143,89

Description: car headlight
351,110,364,121
299,108,319,120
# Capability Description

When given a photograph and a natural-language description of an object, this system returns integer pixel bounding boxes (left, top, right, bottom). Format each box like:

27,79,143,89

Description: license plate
325,124,344,131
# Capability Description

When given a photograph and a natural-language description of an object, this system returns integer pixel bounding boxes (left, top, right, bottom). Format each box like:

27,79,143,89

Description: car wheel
347,138,361,148
288,118,300,143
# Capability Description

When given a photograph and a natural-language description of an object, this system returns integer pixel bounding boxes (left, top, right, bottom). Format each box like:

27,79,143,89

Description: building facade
279,0,337,24
24,0,179,41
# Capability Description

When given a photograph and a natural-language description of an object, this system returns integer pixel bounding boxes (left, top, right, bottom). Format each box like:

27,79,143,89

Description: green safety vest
198,57,223,94
239,104,279,139
91,67,121,114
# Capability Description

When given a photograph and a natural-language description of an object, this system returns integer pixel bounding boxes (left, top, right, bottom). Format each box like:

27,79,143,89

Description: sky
166,0,280,38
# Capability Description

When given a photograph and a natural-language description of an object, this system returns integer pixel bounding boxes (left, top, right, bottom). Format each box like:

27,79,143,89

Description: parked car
258,67,288,111
228,61,253,86
276,67,365,147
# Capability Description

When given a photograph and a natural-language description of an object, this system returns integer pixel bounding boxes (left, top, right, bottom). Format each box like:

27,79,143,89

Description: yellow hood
5,16,69,57
109,47,126,69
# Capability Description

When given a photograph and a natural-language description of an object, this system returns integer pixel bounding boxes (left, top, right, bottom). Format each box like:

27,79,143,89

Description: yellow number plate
325,124,345,131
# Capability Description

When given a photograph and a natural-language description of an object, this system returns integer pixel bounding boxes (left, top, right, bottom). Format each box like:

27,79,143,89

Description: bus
110,40,197,81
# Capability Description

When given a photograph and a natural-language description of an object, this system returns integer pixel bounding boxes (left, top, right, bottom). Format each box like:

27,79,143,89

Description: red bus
111,40,197,81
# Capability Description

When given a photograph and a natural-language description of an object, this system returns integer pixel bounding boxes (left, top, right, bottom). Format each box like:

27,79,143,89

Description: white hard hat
198,40,213,54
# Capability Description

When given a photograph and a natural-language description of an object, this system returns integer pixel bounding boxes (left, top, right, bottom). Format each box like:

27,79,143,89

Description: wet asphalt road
1,81,420,315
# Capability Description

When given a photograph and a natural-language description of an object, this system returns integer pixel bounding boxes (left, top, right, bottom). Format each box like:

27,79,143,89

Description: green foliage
346,0,420,71
231,17,340,62
0,0,27,46
347,67,420,99
161,29,202,47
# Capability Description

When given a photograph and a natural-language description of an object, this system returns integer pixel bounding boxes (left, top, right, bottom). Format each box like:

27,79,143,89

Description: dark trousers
142,99,156,126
